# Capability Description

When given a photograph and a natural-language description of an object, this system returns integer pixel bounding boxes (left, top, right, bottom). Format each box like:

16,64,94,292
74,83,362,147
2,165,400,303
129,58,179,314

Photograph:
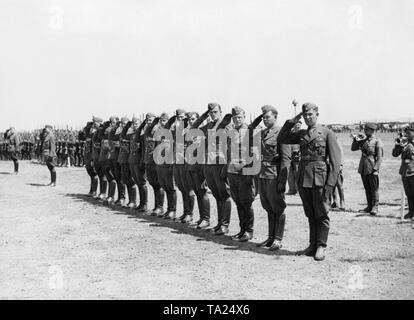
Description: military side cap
404,123,414,132
121,116,129,123
186,112,199,118
175,109,186,116
45,125,53,130
364,122,378,130
208,102,221,110
132,116,139,122
146,112,156,119
231,106,245,116
109,116,118,122
93,116,103,123
302,102,318,113
160,112,169,120
261,105,278,115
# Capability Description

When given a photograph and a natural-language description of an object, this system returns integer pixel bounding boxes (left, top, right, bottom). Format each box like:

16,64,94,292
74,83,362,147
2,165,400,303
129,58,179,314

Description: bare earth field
0,133,413,300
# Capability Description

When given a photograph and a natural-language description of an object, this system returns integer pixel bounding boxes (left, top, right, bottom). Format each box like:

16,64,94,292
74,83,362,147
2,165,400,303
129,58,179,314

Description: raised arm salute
277,102,341,261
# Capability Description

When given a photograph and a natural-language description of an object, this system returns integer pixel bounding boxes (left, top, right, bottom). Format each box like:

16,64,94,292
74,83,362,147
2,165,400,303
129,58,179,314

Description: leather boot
166,190,177,212
136,185,148,212
128,186,138,208
14,161,19,173
257,212,275,247
299,219,317,256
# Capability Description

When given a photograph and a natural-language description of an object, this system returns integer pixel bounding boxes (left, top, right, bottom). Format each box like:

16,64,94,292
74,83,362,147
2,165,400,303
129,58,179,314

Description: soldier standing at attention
98,120,112,202
117,116,131,207
106,117,123,205
201,103,233,233
82,120,98,196
277,103,341,261
392,124,414,219
143,114,165,216
256,106,291,250
91,117,108,199
155,113,178,220
4,127,21,174
184,110,211,226
122,118,138,208
41,125,57,186
130,117,148,212
351,122,383,215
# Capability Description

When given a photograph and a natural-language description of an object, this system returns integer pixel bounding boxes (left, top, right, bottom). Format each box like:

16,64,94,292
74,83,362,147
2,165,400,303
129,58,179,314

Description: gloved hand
276,182,286,194
323,185,334,200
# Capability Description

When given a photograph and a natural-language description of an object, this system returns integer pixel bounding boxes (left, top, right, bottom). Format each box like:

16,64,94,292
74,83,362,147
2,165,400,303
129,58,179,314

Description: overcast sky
0,0,413,130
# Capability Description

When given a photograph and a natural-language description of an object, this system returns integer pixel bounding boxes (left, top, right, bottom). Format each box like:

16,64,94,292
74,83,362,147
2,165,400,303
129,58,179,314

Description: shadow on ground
65,192,299,258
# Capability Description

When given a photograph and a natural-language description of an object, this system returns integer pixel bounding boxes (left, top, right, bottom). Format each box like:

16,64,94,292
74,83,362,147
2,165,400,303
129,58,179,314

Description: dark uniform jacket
259,123,291,182
351,135,383,175
143,123,160,165
277,121,341,188
392,142,414,177
109,125,121,161
42,132,56,157
6,132,21,153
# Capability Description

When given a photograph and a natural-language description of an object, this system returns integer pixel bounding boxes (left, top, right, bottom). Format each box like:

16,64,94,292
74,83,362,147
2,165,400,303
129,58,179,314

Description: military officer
4,127,21,174
143,113,165,216
256,105,291,250
351,122,384,215
392,124,414,219
41,125,57,186
277,103,342,261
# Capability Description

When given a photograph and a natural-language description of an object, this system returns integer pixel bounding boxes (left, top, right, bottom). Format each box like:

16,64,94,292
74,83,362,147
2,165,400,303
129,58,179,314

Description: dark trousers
174,164,195,215
298,186,330,248
361,173,379,211
187,166,210,222
120,163,134,188
85,155,98,193
146,163,165,210
287,161,299,194
332,170,345,206
204,164,231,227
93,158,107,195
10,152,19,172
228,173,255,233
131,162,148,207
45,156,57,183
157,165,177,211
402,176,414,217
259,178,286,240
108,159,124,200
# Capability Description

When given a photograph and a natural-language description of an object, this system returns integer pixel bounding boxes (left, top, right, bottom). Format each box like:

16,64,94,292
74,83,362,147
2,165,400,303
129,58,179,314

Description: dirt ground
0,133,413,300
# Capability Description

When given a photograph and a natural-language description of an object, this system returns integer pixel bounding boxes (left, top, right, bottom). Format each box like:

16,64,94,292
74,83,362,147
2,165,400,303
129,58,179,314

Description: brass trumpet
395,133,408,147
350,132,367,142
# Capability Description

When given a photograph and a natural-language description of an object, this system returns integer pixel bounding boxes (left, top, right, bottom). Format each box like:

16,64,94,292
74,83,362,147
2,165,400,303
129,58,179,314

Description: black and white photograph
0,0,413,305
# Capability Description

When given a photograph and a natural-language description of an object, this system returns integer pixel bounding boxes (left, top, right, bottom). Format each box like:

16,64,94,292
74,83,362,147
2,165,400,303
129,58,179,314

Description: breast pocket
314,166,327,187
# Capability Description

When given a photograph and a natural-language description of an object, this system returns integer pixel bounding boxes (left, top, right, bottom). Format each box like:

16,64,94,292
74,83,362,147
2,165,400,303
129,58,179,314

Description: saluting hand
290,111,303,123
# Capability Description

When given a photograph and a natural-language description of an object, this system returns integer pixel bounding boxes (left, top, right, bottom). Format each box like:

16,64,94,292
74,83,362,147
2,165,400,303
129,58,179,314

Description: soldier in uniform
256,105,291,250
277,103,342,261
286,121,302,195
67,135,76,167
184,110,211,226
226,107,257,241
143,113,165,216
201,103,233,233
172,109,196,223
98,120,112,202
41,125,57,186
121,118,138,208
155,113,178,220
130,117,148,212
392,124,414,219
351,122,383,215
116,117,132,206
106,117,124,205
4,127,21,174
91,117,108,199
83,118,99,196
